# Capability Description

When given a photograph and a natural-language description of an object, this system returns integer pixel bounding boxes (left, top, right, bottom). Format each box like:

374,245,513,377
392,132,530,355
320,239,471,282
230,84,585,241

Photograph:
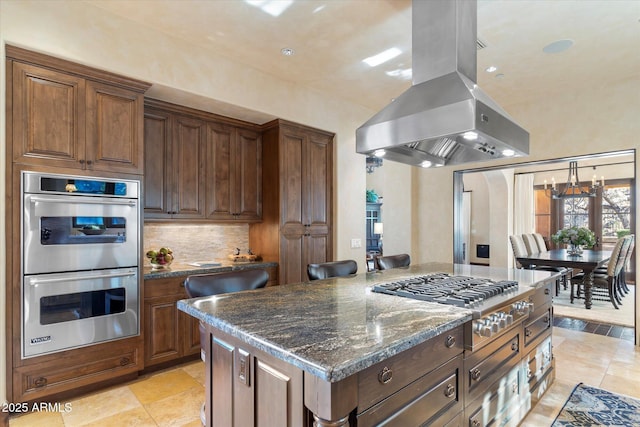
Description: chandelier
545,161,604,199
366,156,383,174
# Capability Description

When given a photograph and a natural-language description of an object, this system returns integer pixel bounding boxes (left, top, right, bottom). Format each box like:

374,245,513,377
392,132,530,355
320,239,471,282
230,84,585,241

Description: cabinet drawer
467,365,521,427
524,308,552,349
464,328,521,403
16,345,139,401
525,335,553,386
357,355,463,427
144,277,185,298
358,325,463,411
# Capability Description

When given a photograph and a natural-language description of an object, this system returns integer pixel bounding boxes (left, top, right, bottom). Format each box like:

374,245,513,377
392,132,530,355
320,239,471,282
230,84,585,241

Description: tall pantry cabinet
249,120,334,285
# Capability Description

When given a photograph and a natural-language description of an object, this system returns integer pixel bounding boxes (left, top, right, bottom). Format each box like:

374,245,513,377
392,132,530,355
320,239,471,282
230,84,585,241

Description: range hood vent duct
356,0,529,168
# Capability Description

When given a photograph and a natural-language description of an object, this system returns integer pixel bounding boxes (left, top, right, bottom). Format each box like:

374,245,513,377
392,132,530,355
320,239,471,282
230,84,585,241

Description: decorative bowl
150,261,172,270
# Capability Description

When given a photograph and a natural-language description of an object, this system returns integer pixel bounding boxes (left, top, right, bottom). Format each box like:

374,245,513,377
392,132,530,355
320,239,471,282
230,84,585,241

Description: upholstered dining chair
522,234,540,256
307,260,358,281
184,269,269,425
512,234,568,295
376,253,411,270
570,235,630,309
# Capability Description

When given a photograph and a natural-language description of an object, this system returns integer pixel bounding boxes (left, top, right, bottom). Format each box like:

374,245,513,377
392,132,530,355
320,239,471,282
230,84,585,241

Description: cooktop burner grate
372,273,518,308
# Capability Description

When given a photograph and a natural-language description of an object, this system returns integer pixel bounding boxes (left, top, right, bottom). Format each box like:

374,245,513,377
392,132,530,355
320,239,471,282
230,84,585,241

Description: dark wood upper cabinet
8,46,149,175
207,123,262,221
143,99,262,222
249,119,333,285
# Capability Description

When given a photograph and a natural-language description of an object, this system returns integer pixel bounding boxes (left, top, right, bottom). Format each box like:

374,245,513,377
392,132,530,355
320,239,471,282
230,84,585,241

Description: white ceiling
87,0,640,114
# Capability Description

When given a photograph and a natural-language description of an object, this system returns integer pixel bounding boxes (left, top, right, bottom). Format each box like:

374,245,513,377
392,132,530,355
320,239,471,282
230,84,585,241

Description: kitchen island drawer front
524,308,552,349
526,335,553,388
467,365,521,427
358,325,463,411
464,329,521,403
15,343,139,401
357,355,463,427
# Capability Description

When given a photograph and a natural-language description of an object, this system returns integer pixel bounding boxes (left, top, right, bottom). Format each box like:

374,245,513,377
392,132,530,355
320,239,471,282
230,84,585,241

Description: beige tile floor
9,327,640,426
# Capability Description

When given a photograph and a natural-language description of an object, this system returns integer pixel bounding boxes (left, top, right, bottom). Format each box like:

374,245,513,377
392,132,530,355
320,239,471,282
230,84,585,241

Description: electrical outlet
350,238,362,248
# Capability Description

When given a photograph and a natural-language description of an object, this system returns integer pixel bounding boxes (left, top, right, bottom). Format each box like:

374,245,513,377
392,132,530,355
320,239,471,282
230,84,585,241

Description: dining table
516,249,612,309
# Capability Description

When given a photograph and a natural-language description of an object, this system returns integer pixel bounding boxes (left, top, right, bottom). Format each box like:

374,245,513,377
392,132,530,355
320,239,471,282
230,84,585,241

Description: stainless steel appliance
356,0,529,167
372,272,555,426
21,171,141,358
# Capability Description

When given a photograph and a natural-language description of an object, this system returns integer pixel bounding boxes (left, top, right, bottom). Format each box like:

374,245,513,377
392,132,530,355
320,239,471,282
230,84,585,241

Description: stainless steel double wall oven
22,171,141,358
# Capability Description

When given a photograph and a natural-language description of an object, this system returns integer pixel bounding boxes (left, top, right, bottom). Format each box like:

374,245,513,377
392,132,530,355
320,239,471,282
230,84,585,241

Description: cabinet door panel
304,134,331,226
304,233,330,269
86,81,143,174
173,116,206,218
280,129,304,226
280,233,304,285
144,297,181,366
12,62,85,167
144,109,172,217
236,128,262,220
207,122,234,219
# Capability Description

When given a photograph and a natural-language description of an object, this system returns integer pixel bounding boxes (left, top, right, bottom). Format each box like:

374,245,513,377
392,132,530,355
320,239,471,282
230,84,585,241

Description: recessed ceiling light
420,160,432,168
363,48,402,67
374,149,386,158
543,39,574,54
485,66,497,73
245,0,293,17
385,68,412,80
502,149,515,157
281,48,294,56
495,73,505,79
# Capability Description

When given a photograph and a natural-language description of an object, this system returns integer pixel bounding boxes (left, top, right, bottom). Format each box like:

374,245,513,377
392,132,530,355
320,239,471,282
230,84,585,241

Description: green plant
616,229,631,238
551,226,596,248
366,189,379,203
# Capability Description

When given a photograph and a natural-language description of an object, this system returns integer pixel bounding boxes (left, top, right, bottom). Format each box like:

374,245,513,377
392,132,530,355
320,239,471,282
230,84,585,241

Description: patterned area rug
552,383,640,426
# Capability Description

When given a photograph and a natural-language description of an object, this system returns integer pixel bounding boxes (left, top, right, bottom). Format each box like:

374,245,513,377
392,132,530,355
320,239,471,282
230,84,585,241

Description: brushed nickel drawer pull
444,384,456,398
445,335,456,348
378,366,393,384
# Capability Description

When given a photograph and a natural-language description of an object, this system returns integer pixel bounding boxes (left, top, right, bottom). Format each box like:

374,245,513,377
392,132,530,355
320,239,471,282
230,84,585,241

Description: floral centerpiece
551,226,596,255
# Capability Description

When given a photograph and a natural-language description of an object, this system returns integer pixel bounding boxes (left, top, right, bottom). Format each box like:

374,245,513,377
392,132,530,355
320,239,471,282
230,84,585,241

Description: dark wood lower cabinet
144,276,201,368
12,337,142,403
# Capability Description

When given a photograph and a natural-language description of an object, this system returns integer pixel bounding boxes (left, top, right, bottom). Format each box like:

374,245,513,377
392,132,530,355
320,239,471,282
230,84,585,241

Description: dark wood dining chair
307,260,357,281
570,236,630,309
376,253,411,270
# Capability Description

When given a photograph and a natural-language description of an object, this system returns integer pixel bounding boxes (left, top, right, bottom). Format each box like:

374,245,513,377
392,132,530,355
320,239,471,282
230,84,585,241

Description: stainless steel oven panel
23,171,139,198
23,193,139,274
22,268,139,358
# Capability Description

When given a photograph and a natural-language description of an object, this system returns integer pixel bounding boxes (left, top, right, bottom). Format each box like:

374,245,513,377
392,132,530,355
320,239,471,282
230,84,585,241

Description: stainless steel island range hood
356,0,529,168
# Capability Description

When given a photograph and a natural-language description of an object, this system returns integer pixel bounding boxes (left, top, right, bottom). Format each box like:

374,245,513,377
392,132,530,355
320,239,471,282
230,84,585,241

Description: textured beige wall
0,0,371,404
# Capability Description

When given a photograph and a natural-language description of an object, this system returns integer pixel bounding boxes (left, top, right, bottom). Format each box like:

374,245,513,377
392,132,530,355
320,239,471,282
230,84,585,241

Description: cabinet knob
525,329,532,337
444,384,456,398
471,368,481,381
378,366,393,384
34,377,48,388
445,335,456,348
86,160,93,166
79,159,85,165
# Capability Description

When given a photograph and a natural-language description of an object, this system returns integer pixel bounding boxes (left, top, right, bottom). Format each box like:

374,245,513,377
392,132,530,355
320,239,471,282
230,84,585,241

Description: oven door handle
27,271,137,284
28,195,136,207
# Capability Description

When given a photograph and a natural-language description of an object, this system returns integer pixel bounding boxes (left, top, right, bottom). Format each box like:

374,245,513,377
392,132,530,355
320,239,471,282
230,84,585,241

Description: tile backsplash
144,223,250,263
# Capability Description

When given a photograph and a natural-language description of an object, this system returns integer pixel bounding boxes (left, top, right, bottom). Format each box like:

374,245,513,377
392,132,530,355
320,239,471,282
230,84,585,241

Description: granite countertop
178,262,557,382
143,260,278,280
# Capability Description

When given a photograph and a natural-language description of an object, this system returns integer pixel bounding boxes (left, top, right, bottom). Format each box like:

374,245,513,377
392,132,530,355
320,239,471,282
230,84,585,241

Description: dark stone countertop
178,263,556,382
143,260,278,280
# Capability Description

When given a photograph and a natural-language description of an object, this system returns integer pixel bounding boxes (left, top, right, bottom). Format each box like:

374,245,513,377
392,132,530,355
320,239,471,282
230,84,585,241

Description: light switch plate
350,238,362,248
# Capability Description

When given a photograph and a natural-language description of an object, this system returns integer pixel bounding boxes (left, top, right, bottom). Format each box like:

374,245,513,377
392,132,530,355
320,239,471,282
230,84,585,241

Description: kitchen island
178,263,557,426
